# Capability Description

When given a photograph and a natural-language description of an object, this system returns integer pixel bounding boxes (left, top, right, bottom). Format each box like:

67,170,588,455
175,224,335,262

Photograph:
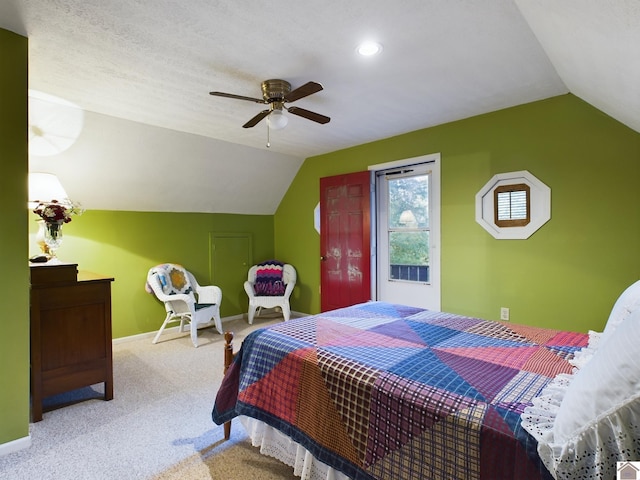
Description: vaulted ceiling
1,1,638,214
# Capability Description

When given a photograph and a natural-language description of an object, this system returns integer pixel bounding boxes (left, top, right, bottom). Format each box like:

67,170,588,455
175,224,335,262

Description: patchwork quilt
212,302,588,480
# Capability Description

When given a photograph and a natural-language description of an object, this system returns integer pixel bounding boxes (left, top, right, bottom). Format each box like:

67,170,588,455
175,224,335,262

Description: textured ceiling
1,0,638,213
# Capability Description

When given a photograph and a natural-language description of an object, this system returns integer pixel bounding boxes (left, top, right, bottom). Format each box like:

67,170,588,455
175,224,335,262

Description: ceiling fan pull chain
266,123,271,148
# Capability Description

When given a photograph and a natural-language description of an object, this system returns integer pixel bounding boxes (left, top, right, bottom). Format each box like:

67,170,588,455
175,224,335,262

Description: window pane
389,231,429,282
388,175,429,228
497,190,528,220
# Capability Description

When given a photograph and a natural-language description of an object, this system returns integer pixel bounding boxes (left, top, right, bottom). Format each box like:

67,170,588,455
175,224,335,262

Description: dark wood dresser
30,263,114,422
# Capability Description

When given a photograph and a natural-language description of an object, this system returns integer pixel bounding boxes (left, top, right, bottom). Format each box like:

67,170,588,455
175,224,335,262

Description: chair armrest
283,281,295,299
197,285,222,305
148,279,193,305
154,292,195,315
158,292,194,306
243,281,255,299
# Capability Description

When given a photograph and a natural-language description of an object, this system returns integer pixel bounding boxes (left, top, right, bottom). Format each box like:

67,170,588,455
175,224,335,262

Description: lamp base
35,219,51,255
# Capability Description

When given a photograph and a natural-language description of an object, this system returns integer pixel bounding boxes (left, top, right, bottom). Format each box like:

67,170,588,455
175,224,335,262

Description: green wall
0,29,30,447
275,94,640,333
28,211,274,339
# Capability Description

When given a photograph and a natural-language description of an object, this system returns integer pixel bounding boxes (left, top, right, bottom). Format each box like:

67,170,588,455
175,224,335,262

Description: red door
320,171,371,312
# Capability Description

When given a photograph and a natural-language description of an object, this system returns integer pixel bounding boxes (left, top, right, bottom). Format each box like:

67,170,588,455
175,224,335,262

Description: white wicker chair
244,263,296,324
146,264,222,347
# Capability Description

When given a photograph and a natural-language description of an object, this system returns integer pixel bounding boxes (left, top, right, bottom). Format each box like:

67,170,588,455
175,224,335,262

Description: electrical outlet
500,307,510,321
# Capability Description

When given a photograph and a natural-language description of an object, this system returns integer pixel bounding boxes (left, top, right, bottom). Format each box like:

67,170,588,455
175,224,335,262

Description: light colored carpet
0,316,298,480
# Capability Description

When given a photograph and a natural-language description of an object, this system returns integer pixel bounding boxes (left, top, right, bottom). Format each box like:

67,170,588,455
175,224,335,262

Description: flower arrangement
33,199,84,224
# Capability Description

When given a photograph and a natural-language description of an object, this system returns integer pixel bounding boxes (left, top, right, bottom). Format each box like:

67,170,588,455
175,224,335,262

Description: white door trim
369,153,441,311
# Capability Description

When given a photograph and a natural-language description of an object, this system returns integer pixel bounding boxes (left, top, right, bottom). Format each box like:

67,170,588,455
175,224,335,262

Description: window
476,170,550,240
387,172,430,282
494,183,530,227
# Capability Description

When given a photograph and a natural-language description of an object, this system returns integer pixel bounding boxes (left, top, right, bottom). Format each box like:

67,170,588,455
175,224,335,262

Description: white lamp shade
28,172,69,208
267,110,288,130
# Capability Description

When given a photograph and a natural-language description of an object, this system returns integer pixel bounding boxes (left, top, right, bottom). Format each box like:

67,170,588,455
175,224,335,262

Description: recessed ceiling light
357,41,382,56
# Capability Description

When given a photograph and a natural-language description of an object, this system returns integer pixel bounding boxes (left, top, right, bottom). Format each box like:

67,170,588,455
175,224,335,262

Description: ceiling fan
209,79,330,129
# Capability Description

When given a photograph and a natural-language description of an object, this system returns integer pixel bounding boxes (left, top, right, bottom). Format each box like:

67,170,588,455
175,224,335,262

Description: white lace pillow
534,307,640,479
599,279,640,346
554,307,640,441
568,329,601,369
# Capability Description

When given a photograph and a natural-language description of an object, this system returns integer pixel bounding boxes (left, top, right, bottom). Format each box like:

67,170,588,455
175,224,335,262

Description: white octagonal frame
475,170,550,239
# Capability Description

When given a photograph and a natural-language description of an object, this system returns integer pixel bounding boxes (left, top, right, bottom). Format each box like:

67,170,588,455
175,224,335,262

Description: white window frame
369,153,441,311
475,170,550,240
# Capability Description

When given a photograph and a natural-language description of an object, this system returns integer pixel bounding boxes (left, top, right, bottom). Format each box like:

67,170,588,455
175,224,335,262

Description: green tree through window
387,174,430,281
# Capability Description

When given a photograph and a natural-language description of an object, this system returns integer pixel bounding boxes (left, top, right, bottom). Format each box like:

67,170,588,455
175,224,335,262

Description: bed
212,286,640,480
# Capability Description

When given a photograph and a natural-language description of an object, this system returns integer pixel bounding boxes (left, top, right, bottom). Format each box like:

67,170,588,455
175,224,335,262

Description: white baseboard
112,311,310,345
112,314,246,345
222,314,246,322
0,434,31,456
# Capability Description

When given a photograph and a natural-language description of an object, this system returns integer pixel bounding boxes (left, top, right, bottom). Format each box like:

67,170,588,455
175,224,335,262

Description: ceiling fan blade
287,106,330,124
209,91,266,104
242,109,270,128
284,81,323,103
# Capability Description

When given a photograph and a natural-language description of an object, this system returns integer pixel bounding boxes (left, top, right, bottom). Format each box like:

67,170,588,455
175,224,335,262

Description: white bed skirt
239,416,352,480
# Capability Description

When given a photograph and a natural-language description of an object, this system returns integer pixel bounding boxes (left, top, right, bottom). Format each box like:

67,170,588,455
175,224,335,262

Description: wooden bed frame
223,331,235,440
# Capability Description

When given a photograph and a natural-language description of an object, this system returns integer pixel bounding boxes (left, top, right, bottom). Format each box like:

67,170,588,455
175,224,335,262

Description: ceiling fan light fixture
267,109,288,130
357,41,383,56
210,79,329,129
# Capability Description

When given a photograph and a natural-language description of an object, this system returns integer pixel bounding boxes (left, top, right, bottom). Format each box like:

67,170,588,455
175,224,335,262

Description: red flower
33,200,73,224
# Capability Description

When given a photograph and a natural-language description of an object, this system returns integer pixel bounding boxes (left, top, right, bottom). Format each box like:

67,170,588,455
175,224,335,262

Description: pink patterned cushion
253,260,285,296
